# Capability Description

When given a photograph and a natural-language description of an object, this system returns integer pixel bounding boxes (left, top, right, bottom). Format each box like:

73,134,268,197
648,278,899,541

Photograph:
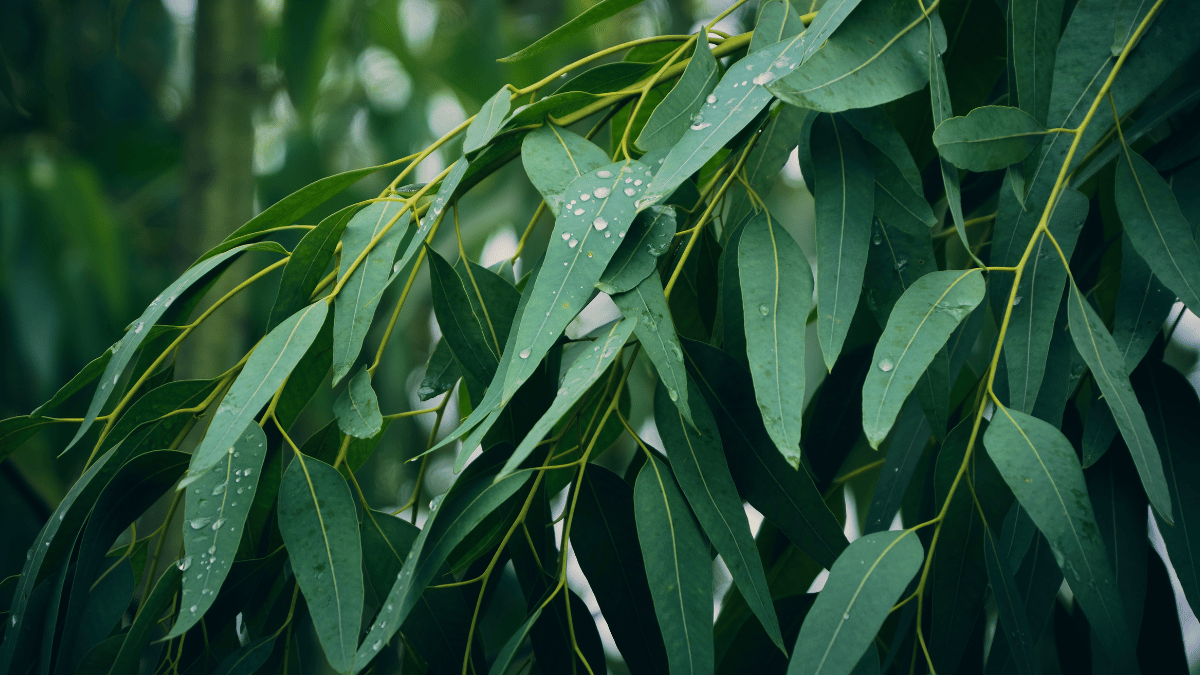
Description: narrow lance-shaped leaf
842,107,922,194
1066,281,1171,524
768,0,941,113
521,124,611,214
636,34,719,153
866,144,937,238
488,610,542,675
1007,0,1064,124
862,398,929,534
29,348,112,418
463,86,511,154
643,33,806,205
862,270,984,448
499,0,650,61
428,248,503,389
984,526,1043,675
933,106,1050,172
213,637,276,675
277,454,364,674
812,112,874,371
93,379,220,458
597,205,675,294
656,380,784,651
787,530,924,675
1114,147,1200,319
500,318,635,479
332,200,409,384
418,339,461,401
634,456,713,675
181,301,328,485
749,0,804,54
1112,236,1174,371
983,406,1138,672
268,204,357,331
725,105,810,228
333,366,383,439
109,567,181,675
612,273,692,425
739,210,811,467
168,424,267,638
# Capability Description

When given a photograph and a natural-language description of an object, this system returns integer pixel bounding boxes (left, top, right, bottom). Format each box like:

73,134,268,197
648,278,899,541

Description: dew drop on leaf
519,348,532,359
593,217,608,231
597,170,612,178
878,358,894,372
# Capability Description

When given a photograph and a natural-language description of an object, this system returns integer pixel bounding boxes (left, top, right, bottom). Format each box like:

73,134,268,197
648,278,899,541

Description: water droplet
569,239,579,248
843,612,850,620
244,468,252,477
190,517,212,530
894,258,907,272
580,193,590,201
753,71,775,86
134,321,144,334
706,94,718,104
593,187,611,199
774,57,790,68
211,518,227,530
557,387,568,396
373,640,383,651
519,348,532,359
605,231,611,238
619,231,626,237
597,170,612,178
759,304,770,316
574,208,585,216
177,556,193,571
878,358,894,372
634,179,642,186
1013,295,1023,306
741,81,748,86
190,606,197,613
11,616,17,626
668,388,679,401
237,487,244,494
212,484,226,496
690,122,712,131
624,188,636,197
872,233,883,245
593,217,608,231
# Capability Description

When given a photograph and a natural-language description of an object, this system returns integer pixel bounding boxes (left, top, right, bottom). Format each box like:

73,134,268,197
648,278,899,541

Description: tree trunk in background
178,0,258,378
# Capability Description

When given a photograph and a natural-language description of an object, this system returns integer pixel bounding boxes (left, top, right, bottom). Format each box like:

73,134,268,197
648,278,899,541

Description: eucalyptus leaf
984,527,1043,675
521,123,611,214
418,339,461,401
749,0,804,55
933,106,1050,172
597,205,675,294
268,204,357,330
333,366,382,439
1007,0,1064,124
499,0,649,62
463,86,512,154
636,35,720,153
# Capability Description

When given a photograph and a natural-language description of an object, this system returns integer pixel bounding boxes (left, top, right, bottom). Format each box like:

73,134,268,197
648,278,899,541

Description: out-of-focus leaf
862,270,984,448
1112,236,1173,371
862,398,929,534
983,406,1138,672
750,0,804,54
183,301,327,484
487,609,541,675
0,416,57,463
277,454,363,673
418,340,461,401
1067,281,1171,523
597,205,675,294
65,557,132,674
739,210,812,466
499,0,650,61
521,124,611,215
768,0,939,112
168,425,267,638
463,86,512,155
213,636,276,675
786,530,924,675
656,380,783,650
268,205,357,331
812,113,874,371
984,527,1042,675
634,456,713,675
986,508,1062,675
725,105,810,228
333,367,382,439
1007,0,1064,124
95,379,220,458
636,35,720,153
29,349,111,418
929,32,971,263
933,106,1050,172
109,566,180,675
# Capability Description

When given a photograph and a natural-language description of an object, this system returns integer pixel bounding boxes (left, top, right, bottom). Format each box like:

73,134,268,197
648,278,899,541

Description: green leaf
67,558,132,673
333,367,382,439
332,200,410,384
29,349,112,417
866,144,937,237
521,124,612,216
428,249,516,392
768,0,939,113
644,33,807,205
984,527,1043,675
418,339,461,401
930,38,973,265
275,309,334,430
597,205,675,294
213,636,276,675
277,454,364,673
501,318,634,479
634,455,713,675
169,424,267,638
182,301,328,484
933,106,1050,172
94,379,220,459
572,466,669,673
268,204,357,331
1114,147,1200,318
795,0,868,65
636,35,720,153
612,273,693,424
725,105,810,228
109,566,181,675
842,107,923,195
682,338,849,569
500,160,649,403
738,210,812,467
749,0,804,55
0,416,56,463
862,270,983,448
463,86,512,155
1135,360,1200,613
1066,281,1171,523
1007,0,1064,124
787,530,924,675
487,609,542,675
353,470,531,672
812,113,874,371
983,406,1138,672
656,380,783,651
67,243,267,452
862,398,929,534
985,509,1062,675
499,0,649,61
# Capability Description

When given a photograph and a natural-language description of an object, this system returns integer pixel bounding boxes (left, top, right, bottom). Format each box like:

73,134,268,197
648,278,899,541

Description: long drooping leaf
842,107,922,194
463,86,511,154
500,160,648,401
1114,147,1200,318
749,0,804,54
1112,236,1173,371
92,379,219,458
353,470,531,672
1007,0,1064,125
109,566,181,675
1066,281,1171,524
929,34,972,264
984,527,1043,675
597,205,675,294
332,199,409,384
861,270,984,448
932,106,1050,172
67,243,276,452
643,33,806,205
428,247,502,388
983,406,1138,672
501,318,634,478
862,398,929,534
611,273,692,424
725,105,810,228
739,210,811,467
866,144,936,238
418,339,461,401
768,0,940,113
634,456,713,675
333,366,382,439
787,530,924,675
572,466,670,673
499,0,649,61
683,338,848,567
656,380,783,650
392,156,469,282
268,204,357,331
636,35,719,153
811,113,874,372
29,349,112,418
521,124,611,215
182,301,328,484
168,424,267,638
487,609,542,675
213,637,276,675
277,454,363,673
